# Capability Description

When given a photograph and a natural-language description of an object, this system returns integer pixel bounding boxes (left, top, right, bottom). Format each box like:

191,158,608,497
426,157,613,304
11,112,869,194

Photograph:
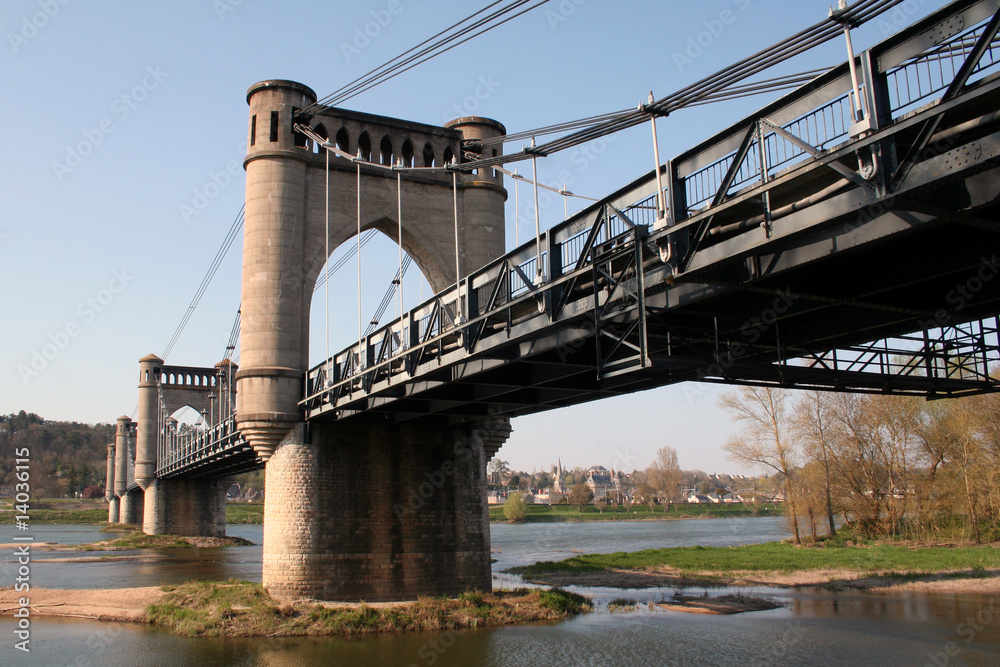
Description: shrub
504,492,527,523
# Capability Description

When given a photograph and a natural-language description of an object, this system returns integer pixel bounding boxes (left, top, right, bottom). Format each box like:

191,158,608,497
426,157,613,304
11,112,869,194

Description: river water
2,518,998,666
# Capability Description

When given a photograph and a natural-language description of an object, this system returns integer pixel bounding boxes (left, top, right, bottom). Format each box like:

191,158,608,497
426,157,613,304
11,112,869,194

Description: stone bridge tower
237,80,511,601
130,355,237,537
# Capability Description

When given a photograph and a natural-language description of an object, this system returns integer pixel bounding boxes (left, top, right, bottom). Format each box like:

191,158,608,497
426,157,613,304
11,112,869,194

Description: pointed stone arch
401,139,414,167
379,135,393,165
358,131,372,161
336,127,350,153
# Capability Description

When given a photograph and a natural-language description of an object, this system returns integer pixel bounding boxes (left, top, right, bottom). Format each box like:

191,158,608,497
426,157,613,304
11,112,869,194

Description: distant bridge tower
105,442,117,523
132,354,237,537
237,80,510,601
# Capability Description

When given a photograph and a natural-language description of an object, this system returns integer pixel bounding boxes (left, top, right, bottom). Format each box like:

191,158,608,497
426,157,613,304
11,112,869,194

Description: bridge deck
163,0,1000,478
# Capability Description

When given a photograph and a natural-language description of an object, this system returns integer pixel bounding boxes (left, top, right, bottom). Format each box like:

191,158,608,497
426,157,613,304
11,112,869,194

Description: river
2,518,998,666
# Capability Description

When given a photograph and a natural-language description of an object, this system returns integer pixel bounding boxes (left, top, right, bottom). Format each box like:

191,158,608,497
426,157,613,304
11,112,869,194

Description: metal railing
886,23,1000,116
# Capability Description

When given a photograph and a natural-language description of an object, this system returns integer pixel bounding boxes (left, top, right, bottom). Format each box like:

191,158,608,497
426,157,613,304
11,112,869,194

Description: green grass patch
511,541,1000,577
75,532,254,551
487,502,779,523
536,588,591,614
1,507,109,524
225,502,264,524
145,581,591,637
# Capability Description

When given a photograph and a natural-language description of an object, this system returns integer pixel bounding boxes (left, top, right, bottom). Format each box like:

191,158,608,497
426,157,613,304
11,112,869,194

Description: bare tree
648,446,683,509
719,386,801,544
792,392,837,537
569,483,594,511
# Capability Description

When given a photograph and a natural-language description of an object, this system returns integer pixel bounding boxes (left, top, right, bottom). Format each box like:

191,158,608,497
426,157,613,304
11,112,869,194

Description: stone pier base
262,420,505,601
107,496,120,524
120,488,144,526
142,478,228,537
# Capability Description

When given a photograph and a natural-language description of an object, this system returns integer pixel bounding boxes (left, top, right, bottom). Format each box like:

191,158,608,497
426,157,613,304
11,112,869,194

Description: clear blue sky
1,0,950,474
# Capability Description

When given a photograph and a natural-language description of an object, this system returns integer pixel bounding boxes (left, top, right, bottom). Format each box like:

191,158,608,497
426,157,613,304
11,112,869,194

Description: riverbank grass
488,502,780,523
76,532,254,550
146,580,591,637
512,540,1000,582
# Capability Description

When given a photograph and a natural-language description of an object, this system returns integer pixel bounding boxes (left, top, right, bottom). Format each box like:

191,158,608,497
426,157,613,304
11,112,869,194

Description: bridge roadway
160,0,1000,480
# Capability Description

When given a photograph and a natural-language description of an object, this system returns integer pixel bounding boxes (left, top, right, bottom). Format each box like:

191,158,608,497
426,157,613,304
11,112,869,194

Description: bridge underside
308,155,1000,426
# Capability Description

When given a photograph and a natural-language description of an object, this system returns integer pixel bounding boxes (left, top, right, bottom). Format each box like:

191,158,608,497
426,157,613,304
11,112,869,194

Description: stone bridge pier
237,80,511,600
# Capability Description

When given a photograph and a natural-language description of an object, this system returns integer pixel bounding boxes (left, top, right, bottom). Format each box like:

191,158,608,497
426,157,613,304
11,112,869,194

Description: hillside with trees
0,411,113,498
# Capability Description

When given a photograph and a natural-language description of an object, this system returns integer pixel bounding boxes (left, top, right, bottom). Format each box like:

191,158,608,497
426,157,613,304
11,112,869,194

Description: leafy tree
503,492,527,523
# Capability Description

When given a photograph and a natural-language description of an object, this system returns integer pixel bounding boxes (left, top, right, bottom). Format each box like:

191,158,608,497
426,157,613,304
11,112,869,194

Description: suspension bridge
106,0,1000,601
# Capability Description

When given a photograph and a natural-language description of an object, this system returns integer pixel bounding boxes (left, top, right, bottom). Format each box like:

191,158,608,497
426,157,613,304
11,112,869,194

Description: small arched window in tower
249,114,257,147
401,139,414,167
313,123,328,155
336,127,350,154
443,146,454,165
422,143,435,167
380,135,393,165
269,111,279,142
292,108,307,148
492,149,498,178
358,132,372,161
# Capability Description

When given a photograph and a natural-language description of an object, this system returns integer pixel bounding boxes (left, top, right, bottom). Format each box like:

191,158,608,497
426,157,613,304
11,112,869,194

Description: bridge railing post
859,47,893,196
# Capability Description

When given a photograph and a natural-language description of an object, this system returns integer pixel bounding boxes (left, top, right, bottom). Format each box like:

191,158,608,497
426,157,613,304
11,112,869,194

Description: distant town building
585,465,623,501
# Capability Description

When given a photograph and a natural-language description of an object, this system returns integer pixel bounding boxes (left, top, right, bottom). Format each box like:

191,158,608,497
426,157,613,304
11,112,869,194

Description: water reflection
4,519,1000,666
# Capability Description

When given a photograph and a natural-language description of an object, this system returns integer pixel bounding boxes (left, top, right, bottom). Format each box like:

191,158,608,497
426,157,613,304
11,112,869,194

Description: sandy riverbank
0,586,164,622
521,566,1000,594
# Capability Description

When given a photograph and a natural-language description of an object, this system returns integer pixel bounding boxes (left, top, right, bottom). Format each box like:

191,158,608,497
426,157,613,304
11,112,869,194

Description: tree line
0,411,112,498
719,385,1000,544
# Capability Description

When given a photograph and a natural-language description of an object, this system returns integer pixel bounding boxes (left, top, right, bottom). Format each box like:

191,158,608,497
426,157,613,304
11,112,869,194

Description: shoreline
518,565,1000,594
0,583,592,637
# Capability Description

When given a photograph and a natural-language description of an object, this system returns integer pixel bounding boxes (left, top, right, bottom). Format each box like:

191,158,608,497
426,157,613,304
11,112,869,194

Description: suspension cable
161,205,244,362
298,0,552,116
459,0,909,171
